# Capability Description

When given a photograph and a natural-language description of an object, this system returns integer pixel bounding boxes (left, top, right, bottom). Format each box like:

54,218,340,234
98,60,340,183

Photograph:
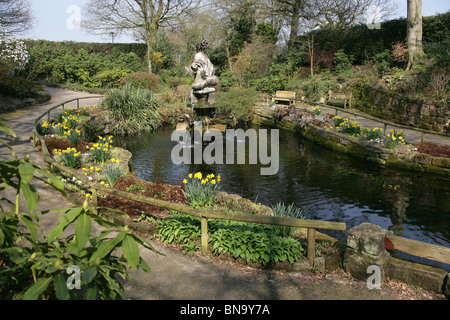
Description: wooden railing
32,96,347,262
295,98,450,143
385,234,450,265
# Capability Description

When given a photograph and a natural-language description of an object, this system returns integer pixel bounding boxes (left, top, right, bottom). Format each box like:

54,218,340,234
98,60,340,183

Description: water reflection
115,126,450,270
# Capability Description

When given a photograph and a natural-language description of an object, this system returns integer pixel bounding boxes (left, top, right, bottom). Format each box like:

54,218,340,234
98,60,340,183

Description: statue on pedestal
186,39,218,105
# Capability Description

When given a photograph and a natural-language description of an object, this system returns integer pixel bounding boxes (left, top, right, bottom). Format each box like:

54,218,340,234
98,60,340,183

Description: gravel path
0,87,446,304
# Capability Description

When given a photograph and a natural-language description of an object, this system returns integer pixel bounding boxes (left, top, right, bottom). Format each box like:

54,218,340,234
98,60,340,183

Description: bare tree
276,0,398,52
0,0,34,35
82,0,200,74
406,0,424,70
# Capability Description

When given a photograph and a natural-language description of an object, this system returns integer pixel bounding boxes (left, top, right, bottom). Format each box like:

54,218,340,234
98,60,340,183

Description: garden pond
115,125,450,271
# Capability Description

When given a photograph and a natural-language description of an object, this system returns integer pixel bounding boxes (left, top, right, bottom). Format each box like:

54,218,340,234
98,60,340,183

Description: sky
24,0,450,43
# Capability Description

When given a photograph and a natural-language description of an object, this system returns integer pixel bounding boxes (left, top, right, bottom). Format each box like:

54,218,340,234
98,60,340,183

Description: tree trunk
287,0,302,52
406,0,424,70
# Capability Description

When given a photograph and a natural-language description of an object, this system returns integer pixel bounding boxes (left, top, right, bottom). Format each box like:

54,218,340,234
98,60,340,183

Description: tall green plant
102,83,162,135
0,122,155,300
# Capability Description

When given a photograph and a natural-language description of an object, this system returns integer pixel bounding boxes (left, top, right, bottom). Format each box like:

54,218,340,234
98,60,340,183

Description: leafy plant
102,160,125,187
0,121,155,300
270,202,305,237
182,173,221,209
65,129,82,146
102,83,162,135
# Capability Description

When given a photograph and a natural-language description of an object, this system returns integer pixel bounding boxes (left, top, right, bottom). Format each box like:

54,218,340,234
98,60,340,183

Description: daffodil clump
182,172,221,209
312,106,321,115
102,158,125,187
336,117,362,137
53,147,82,169
61,114,79,129
87,136,113,163
36,120,51,136
384,129,406,149
363,127,383,141
64,129,82,146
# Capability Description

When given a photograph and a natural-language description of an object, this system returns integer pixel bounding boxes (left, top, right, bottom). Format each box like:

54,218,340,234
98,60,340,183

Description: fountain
177,39,225,134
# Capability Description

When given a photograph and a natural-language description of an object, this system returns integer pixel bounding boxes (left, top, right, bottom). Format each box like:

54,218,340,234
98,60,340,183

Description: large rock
344,223,390,282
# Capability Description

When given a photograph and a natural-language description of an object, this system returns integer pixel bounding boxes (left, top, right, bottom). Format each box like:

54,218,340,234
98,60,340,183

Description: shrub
121,71,160,91
333,49,353,74
102,83,162,134
302,75,335,101
215,87,260,121
251,75,289,95
92,68,131,88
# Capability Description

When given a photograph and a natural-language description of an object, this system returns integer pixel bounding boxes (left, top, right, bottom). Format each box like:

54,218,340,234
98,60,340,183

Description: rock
346,223,387,256
385,257,448,294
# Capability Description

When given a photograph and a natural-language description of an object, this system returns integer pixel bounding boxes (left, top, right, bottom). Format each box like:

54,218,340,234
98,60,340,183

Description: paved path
305,104,449,146
0,87,445,303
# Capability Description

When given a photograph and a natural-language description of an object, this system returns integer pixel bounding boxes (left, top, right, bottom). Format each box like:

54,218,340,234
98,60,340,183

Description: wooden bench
328,92,352,109
272,91,296,106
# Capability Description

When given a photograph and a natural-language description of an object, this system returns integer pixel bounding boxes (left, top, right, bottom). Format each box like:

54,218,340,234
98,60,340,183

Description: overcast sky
25,0,450,43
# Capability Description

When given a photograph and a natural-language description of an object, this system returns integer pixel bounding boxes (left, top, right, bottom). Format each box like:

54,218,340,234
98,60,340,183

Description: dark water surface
116,126,450,271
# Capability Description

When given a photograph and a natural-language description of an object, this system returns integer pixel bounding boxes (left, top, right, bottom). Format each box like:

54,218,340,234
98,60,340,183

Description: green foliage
335,118,363,137
156,213,304,266
250,75,289,95
270,202,305,237
121,71,161,91
215,86,260,121
333,50,352,74
23,41,146,88
102,161,126,187
374,50,393,75
65,129,82,146
102,83,162,135
302,75,336,101
0,122,154,300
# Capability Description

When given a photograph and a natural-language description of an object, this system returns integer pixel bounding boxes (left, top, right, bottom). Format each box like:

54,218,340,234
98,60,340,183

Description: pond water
115,125,450,271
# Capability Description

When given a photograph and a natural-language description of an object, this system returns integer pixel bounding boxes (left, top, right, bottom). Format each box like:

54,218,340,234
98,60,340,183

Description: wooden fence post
201,217,208,256
307,228,316,261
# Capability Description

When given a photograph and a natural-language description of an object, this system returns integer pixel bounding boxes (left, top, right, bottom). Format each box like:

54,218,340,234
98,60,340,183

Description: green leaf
0,122,16,138
122,235,139,269
19,162,35,184
84,281,98,300
89,231,126,262
20,182,39,213
75,213,92,251
54,273,70,300
23,277,53,300
82,267,97,284
48,207,83,244
20,215,38,241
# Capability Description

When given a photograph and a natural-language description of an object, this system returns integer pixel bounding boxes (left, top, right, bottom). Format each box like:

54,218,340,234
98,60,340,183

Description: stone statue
187,39,218,105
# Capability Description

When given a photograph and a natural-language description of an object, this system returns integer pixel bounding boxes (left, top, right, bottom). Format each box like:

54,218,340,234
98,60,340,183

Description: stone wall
352,85,450,133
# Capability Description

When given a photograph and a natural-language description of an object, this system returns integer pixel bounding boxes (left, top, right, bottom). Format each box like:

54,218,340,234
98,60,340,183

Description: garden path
311,105,449,146
0,87,445,302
